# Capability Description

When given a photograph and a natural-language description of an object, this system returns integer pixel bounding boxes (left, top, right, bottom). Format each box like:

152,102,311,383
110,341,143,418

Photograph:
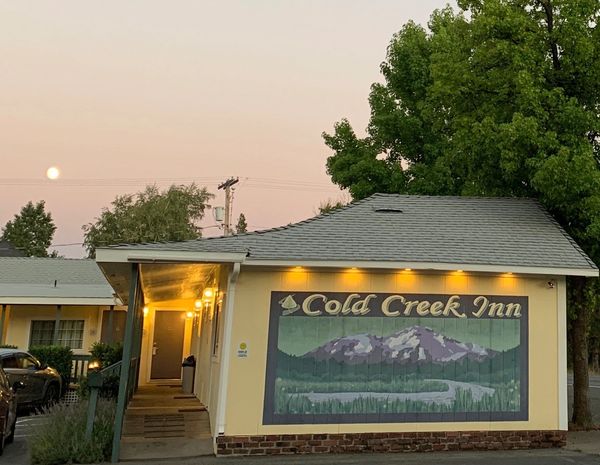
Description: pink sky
0,1,450,257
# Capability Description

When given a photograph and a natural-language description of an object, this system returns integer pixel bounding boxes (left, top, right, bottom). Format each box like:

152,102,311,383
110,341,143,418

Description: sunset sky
1,1,451,257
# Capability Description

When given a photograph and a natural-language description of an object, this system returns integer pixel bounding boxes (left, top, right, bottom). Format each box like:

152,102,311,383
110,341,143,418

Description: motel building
95,194,599,461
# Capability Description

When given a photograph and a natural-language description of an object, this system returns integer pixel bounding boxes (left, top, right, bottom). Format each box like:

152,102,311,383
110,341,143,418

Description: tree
83,184,213,257
323,0,600,427
235,213,248,234
1,201,57,257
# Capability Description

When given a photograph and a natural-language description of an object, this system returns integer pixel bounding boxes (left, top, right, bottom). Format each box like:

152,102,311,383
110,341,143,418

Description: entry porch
97,257,242,462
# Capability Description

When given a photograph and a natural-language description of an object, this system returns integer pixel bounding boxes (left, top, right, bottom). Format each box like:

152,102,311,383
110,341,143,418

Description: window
211,301,221,356
0,369,9,390
29,320,54,346
18,354,39,370
30,320,85,349
1,356,18,369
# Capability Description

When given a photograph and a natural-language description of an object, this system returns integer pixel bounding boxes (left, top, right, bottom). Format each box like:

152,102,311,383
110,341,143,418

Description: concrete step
120,436,214,461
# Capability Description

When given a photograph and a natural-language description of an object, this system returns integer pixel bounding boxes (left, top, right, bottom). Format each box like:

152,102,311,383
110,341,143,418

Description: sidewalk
108,449,600,465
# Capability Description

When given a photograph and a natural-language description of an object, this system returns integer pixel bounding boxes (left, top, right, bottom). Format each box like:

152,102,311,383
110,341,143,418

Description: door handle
152,343,158,356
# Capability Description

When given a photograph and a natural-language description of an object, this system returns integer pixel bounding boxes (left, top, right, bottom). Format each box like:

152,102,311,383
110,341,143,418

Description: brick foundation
215,430,566,456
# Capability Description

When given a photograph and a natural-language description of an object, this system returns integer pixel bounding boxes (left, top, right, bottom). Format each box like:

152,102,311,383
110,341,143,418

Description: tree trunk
571,276,593,427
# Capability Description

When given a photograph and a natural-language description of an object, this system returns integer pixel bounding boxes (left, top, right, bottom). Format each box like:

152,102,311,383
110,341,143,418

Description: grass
273,380,521,415
29,400,116,465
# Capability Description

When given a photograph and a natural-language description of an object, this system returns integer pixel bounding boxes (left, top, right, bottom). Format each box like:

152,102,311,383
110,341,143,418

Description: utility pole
218,177,239,236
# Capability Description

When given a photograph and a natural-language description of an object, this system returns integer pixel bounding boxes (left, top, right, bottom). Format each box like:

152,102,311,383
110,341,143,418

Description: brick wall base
216,430,566,456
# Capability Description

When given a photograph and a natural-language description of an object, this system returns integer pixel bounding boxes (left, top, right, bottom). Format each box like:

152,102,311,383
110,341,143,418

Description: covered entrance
95,253,244,462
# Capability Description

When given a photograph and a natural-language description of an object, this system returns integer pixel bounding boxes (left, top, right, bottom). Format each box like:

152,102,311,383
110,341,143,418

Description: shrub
79,342,123,400
0,344,17,349
29,400,115,465
90,341,123,368
29,345,73,384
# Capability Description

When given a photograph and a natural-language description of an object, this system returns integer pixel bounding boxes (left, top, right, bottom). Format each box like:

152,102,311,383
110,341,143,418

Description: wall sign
237,342,248,358
263,291,528,425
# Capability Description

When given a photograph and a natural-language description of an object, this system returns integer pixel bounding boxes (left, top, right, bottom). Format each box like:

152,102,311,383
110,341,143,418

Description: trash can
181,355,196,394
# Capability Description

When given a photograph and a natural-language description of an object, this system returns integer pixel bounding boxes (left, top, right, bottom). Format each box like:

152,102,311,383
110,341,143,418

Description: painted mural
263,291,528,424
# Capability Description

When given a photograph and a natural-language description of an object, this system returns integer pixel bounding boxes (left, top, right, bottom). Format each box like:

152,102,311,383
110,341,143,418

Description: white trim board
95,248,598,277
0,297,119,305
95,248,247,264
242,260,598,277
557,276,568,430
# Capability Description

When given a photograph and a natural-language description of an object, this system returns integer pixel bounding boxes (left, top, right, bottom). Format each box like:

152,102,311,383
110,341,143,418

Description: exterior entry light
186,311,194,319
143,306,149,316
194,299,202,309
203,288,214,298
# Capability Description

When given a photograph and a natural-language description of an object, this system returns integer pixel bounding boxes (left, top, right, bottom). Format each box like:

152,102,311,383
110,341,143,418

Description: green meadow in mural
263,291,528,424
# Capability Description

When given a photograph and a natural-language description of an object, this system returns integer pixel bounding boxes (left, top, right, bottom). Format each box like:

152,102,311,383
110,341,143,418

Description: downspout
214,262,241,449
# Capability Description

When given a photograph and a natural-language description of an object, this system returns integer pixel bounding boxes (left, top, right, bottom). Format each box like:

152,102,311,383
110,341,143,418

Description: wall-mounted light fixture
186,311,194,319
203,288,214,298
194,299,202,309
143,306,149,316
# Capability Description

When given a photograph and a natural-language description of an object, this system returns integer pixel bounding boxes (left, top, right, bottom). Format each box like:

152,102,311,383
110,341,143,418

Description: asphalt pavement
5,376,600,465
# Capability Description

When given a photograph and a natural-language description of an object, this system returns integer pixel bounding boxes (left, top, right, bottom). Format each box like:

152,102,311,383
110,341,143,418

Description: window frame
29,319,85,349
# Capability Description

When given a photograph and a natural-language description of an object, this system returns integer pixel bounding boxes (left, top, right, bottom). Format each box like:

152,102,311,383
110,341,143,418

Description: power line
0,176,341,195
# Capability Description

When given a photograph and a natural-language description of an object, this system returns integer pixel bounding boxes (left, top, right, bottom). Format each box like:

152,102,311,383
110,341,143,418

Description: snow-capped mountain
303,325,497,365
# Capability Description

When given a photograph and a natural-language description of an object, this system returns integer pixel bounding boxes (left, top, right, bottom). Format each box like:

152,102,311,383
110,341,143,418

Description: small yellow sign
237,342,248,358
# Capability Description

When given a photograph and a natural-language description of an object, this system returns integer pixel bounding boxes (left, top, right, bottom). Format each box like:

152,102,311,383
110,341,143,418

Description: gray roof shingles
0,257,115,299
106,194,598,272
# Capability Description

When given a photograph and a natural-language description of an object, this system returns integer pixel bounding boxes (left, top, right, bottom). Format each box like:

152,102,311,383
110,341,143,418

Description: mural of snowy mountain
303,325,498,365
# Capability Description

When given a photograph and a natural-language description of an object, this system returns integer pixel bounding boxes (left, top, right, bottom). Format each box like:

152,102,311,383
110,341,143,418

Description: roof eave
242,259,599,277
0,297,120,306
95,247,248,264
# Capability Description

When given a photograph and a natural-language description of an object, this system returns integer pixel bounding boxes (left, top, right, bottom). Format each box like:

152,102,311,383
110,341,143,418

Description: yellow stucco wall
4,304,106,355
223,268,563,436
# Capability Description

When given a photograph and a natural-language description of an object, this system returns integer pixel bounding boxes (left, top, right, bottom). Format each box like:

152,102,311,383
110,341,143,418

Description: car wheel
5,417,15,444
43,383,59,407
0,417,6,456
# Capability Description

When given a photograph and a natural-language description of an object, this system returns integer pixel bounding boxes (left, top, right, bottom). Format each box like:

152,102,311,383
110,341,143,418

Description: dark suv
0,349,62,407
0,367,17,455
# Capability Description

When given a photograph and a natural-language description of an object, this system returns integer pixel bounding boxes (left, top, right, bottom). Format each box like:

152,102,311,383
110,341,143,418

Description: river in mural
263,291,528,424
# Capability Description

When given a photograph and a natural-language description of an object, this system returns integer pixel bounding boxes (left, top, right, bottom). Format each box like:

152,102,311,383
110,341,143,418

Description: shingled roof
0,257,118,304
102,194,598,275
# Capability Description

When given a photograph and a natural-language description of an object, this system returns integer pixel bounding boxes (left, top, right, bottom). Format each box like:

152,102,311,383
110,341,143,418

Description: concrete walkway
103,449,600,465
120,382,213,461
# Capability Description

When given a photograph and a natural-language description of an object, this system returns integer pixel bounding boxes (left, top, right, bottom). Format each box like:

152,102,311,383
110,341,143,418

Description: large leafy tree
1,201,57,257
83,184,213,257
324,0,600,426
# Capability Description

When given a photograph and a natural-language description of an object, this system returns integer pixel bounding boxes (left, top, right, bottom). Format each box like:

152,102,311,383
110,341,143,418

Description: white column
214,262,241,440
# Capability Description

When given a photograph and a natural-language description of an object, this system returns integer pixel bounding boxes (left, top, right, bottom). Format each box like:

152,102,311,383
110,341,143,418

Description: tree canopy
1,201,57,257
83,184,213,257
324,0,600,426
235,213,248,234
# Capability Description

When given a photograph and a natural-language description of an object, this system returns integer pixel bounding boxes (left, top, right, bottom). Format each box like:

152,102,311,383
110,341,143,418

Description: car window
2,356,18,369
18,354,39,369
0,369,8,390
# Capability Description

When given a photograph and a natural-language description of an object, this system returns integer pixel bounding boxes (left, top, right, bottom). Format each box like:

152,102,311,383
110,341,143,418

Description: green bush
29,345,73,383
78,342,123,400
77,374,120,400
0,344,17,349
29,400,115,465
90,341,123,368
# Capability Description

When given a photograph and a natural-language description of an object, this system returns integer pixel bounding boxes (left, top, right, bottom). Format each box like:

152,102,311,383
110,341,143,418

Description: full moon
46,166,60,180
